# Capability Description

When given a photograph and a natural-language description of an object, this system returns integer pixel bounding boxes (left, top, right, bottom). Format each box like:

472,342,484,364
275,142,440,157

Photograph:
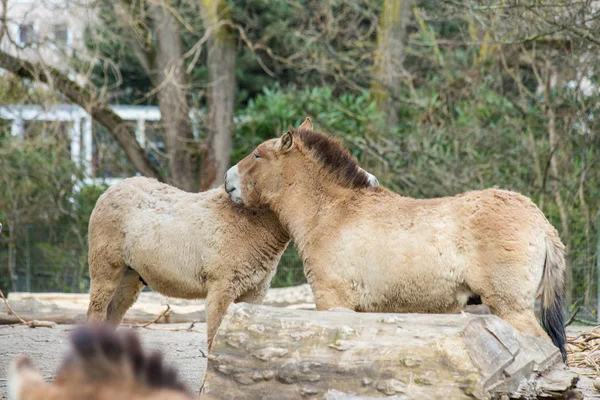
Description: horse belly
140,266,208,300
345,235,468,314
357,277,465,314
124,230,210,300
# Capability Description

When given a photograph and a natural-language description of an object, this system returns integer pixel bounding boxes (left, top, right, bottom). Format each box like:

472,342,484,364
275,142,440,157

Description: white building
0,0,96,85
0,103,205,187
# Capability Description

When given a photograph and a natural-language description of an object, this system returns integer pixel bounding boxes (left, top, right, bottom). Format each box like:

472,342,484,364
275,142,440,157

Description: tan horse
8,324,206,400
224,118,567,359
86,177,289,350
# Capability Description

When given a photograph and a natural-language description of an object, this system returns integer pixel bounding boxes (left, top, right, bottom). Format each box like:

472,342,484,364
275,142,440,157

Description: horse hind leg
489,304,547,338
470,276,547,338
106,267,146,326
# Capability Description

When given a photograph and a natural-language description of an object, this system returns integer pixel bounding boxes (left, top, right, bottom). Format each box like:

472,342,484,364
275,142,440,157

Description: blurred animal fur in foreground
8,324,201,400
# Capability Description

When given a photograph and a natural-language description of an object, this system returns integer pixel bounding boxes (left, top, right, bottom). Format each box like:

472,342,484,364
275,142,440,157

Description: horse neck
245,212,291,265
271,176,352,255
256,212,291,248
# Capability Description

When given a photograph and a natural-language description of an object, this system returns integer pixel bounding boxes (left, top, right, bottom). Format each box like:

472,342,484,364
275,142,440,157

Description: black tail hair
541,293,567,362
540,236,567,362
65,324,191,394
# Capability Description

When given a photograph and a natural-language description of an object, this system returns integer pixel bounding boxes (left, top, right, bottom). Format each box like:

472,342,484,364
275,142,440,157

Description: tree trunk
24,224,31,292
370,0,411,126
0,51,163,181
71,225,87,293
597,211,600,323
151,4,200,192
200,0,236,190
543,63,571,308
579,159,592,309
7,216,17,292
202,303,575,400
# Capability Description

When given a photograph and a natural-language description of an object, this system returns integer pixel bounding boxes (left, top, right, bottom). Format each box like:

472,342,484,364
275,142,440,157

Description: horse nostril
224,172,228,181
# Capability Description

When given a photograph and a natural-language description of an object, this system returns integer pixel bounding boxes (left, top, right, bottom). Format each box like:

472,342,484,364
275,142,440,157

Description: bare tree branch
0,50,164,181
113,1,156,81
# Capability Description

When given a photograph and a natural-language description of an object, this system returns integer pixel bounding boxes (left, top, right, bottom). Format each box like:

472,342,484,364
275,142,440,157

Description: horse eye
253,151,260,159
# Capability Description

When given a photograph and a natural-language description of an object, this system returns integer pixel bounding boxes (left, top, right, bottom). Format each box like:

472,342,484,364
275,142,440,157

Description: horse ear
362,169,380,188
298,117,313,131
280,130,294,152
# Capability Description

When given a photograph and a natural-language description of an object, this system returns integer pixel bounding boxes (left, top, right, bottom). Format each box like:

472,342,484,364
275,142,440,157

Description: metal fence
567,213,600,325
0,223,306,293
0,215,598,325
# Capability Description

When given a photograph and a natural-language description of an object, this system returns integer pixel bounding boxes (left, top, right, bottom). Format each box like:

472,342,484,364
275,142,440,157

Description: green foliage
86,0,379,106
0,132,107,293
0,134,80,223
271,243,306,288
233,85,385,162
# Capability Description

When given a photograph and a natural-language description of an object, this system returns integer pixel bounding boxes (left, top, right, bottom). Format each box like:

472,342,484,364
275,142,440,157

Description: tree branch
113,1,157,82
0,50,164,181
0,0,8,43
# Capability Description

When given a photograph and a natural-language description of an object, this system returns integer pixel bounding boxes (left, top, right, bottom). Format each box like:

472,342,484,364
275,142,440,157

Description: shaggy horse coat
85,177,289,350
224,118,567,359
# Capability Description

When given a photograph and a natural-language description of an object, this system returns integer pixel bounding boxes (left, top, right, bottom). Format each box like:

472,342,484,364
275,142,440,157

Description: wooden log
202,304,578,400
0,285,316,325
6,284,316,307
0,297,206,325
0,285,524,326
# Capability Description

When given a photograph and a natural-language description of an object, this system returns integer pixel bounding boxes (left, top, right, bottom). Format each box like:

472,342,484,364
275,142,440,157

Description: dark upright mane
292,128,372,189
65,324,191,395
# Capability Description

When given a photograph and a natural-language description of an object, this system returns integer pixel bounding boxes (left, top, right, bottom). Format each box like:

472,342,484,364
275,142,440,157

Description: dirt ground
1,324,600,399
0,323,208,399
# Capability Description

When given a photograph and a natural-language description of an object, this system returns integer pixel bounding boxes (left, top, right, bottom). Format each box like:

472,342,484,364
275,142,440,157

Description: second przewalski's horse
224,118,567,360
86,177,289,351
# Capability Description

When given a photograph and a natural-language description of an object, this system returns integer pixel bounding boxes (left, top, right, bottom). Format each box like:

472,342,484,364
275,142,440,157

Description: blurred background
0,0,598,321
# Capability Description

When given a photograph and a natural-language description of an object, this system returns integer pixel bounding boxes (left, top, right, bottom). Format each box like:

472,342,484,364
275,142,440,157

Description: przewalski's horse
224,118,567,359
86,177,289,350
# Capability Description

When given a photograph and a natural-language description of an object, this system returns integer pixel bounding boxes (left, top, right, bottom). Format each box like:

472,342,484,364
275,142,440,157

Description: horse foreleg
87,260,124,323
106,268,145,326
199,287,235,394
205,287,236,351
312,282,357,312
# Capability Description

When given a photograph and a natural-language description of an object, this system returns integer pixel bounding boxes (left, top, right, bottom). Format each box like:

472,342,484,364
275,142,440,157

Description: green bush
233,85,385,163
0,132,107,293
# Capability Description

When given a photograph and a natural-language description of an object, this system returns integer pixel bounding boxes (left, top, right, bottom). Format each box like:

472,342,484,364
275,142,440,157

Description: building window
17,23,34,47
53,24,70,47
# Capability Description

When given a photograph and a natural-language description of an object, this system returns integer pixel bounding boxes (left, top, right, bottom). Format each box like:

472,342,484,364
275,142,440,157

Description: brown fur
7,324,209,400
86,178,289,351
225,120,566,355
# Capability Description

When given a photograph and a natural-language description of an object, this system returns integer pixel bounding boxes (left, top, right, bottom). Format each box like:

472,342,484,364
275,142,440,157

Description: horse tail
540,234,567,362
